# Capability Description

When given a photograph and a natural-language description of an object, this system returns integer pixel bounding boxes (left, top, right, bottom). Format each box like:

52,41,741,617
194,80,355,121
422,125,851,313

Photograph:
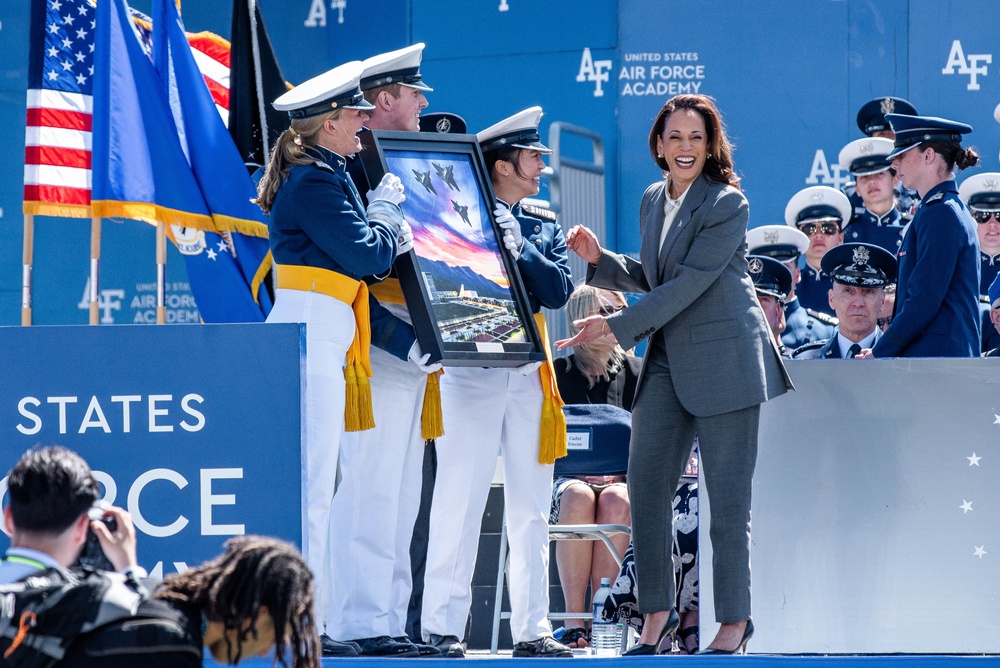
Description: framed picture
360,130,546,367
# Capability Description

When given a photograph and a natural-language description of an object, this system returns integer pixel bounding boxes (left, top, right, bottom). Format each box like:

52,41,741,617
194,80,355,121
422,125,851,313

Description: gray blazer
588,174,792,417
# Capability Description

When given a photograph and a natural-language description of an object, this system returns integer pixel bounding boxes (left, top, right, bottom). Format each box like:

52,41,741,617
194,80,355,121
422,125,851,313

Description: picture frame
360,130,546,367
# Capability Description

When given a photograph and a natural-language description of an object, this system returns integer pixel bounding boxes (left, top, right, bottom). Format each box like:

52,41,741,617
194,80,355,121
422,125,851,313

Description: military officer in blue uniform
422,107,574,659
784,186,851,318
849,96,921,220
865,113,981,358
747,224,837,350
256,61,408,657
748,254,794,356
958,172,1000,353
838,137,906,253
792,243,896,359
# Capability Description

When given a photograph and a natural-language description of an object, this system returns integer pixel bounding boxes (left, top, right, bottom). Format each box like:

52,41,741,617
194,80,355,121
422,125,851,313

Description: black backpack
0,566,146,668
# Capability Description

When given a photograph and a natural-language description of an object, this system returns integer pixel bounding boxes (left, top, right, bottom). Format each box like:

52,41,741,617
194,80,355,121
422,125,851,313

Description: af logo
942,40,991,91
77,279,124,324
577,48,613,97
304,0,346,27
804,149,850,189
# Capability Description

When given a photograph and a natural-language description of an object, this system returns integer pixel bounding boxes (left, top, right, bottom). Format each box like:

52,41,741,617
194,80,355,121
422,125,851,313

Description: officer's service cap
747,225,809,262
885,113,973,160
748,255,793,303
838,137,895,176
273,61,374,119
419,112,467,134
360,43,433,92
857,96,917,136
959,173,1000,211
821,242,897,288
784,186,852,228
989,273,1000,309
477,107,551,154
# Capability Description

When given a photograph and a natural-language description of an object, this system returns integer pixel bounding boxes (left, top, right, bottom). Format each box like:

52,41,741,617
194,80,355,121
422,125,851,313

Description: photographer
0,446,143,583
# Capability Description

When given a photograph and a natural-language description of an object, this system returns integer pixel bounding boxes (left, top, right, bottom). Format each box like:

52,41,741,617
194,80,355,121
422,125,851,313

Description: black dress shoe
393,636,442,657
697,619,754,655
512,636,573,657
320,634,360,657
622,609,679,656
349,635,420,657
426,634,465,658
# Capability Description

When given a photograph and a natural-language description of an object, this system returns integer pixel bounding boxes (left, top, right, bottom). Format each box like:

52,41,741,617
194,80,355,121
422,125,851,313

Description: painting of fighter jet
433,162,461,191
412,169,436,195
452,199,472,226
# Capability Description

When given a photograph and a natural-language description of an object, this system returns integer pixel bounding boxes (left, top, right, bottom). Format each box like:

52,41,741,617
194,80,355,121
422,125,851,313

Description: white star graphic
50,0,63,10
47,46,58,57
206,248,218,261
88,43,94,53
961,500,974,514
62,14,74,25
968,453,982,466
61,36,72,49
994,414,1000,425
46,69,59,81
77,4,87,14
88,65,93,75
76,27,87,40
974,546,987,559
217,240,229,253
60,59,72,72
47,22,60,34
75,51,85,62
75,73,86,85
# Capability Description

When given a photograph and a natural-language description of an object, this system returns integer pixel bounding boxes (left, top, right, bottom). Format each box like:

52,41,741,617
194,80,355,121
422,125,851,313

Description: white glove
397,219,414,254
368,173,406,206
513,361,542,376
495,207,523,259
407,340,443,374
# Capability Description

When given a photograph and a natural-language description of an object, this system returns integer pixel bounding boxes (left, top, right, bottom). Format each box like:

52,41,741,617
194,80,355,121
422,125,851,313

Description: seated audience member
985,275,1000,357
60,536,321,668
838,137,906,253
851,96,921,220
957,173,1000,353
793,243,897,359
747,255,794,356
877,283,896,332
784,186,852,317
747,225,836,350
0,446,142,584
551,285,638,648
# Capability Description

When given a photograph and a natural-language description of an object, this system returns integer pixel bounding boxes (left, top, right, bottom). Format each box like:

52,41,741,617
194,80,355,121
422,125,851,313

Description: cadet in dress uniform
784,186,851,318
792,243,896,359
421,108,574,658
256,61,407,655
849,96,921,220
866,114,981,358
326,45,444,659
958,173,1000,354
838,137,906,253
747,225,837,350
748,255,794,356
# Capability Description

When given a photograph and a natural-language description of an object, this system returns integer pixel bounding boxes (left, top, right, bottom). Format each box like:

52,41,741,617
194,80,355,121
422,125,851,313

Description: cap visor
886,142,920,160
513,141,552,154
852,165,892,177
345,98,376,111
401,81,434,92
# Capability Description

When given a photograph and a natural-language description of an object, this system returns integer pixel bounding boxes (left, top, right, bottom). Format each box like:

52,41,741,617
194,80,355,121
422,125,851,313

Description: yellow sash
276,264,374,432
368,277,444,440
534,312,567,464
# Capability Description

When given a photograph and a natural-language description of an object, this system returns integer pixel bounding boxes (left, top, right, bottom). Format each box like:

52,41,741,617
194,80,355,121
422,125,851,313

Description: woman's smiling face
656,108,708,194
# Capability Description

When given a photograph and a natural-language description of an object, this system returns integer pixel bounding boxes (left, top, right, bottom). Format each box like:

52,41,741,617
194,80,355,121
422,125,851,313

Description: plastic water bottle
591,577,622,656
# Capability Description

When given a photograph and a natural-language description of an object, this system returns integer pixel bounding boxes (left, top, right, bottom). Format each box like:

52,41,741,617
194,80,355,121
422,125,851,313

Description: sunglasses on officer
971,209,1000,225
598,304,626,316
796,220,841,236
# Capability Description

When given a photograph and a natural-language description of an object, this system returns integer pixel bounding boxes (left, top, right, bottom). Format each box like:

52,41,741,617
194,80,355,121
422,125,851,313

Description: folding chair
490,404,632,653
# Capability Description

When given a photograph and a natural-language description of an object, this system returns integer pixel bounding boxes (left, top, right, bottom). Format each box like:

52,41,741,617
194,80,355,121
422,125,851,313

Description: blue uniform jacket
980,250,1000,297
502,200,573,313
872,180,981,358
792,327,880,359
796,264,835,317
844,207,906,255
781,296,837,350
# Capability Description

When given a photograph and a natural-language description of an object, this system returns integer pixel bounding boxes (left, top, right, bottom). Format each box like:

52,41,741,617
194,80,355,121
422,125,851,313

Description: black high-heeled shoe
622,609,679,656
697,619,754,655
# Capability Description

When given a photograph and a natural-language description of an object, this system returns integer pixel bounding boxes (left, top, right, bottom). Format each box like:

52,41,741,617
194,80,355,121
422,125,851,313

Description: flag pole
156,222,167,323
21,214,34,326
249,0,270,168
89,215,101,324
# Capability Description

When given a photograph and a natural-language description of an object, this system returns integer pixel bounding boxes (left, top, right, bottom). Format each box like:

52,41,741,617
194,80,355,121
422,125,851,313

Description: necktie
846,343,861,359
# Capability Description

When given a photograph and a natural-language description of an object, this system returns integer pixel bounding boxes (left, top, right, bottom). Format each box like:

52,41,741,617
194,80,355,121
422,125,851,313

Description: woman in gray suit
558,94,791,655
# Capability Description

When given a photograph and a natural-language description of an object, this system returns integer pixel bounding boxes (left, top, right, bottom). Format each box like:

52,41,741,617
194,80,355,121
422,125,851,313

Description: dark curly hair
648,94,741,190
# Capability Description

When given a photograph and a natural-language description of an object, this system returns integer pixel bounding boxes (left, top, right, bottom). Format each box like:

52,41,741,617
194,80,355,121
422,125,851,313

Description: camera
75,502,117,571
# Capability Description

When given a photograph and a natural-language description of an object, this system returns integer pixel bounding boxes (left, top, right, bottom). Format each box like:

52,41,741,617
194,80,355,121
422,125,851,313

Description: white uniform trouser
266,288,354,629
327,345,427,640
421,366,554,644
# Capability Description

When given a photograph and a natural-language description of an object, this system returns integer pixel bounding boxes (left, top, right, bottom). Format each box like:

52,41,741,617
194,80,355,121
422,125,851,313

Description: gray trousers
628,345,759,623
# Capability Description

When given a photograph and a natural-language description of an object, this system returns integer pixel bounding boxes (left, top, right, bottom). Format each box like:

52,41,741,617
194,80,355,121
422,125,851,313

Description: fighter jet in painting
452,199,472,226
412,169,436,195
433,162,460,191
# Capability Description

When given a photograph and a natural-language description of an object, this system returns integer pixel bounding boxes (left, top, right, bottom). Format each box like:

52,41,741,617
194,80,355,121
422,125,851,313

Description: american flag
23,0,232,218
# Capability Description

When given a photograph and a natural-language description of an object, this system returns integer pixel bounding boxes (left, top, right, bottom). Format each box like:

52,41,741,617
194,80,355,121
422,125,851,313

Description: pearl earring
657,153,663,158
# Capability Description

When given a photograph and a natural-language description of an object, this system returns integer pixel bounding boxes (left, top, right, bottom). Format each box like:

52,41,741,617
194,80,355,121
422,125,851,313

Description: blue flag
91,0,271,322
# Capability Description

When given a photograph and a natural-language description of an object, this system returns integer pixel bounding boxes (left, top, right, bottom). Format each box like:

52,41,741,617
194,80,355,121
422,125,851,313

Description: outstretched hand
554,315,616,350
565,225,602,265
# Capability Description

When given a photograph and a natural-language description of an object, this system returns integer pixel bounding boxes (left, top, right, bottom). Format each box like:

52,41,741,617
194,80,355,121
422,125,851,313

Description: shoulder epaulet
313,160,335,174
520,204,557,222
924,192,945,205
806,309,839,326
791,339,828,359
